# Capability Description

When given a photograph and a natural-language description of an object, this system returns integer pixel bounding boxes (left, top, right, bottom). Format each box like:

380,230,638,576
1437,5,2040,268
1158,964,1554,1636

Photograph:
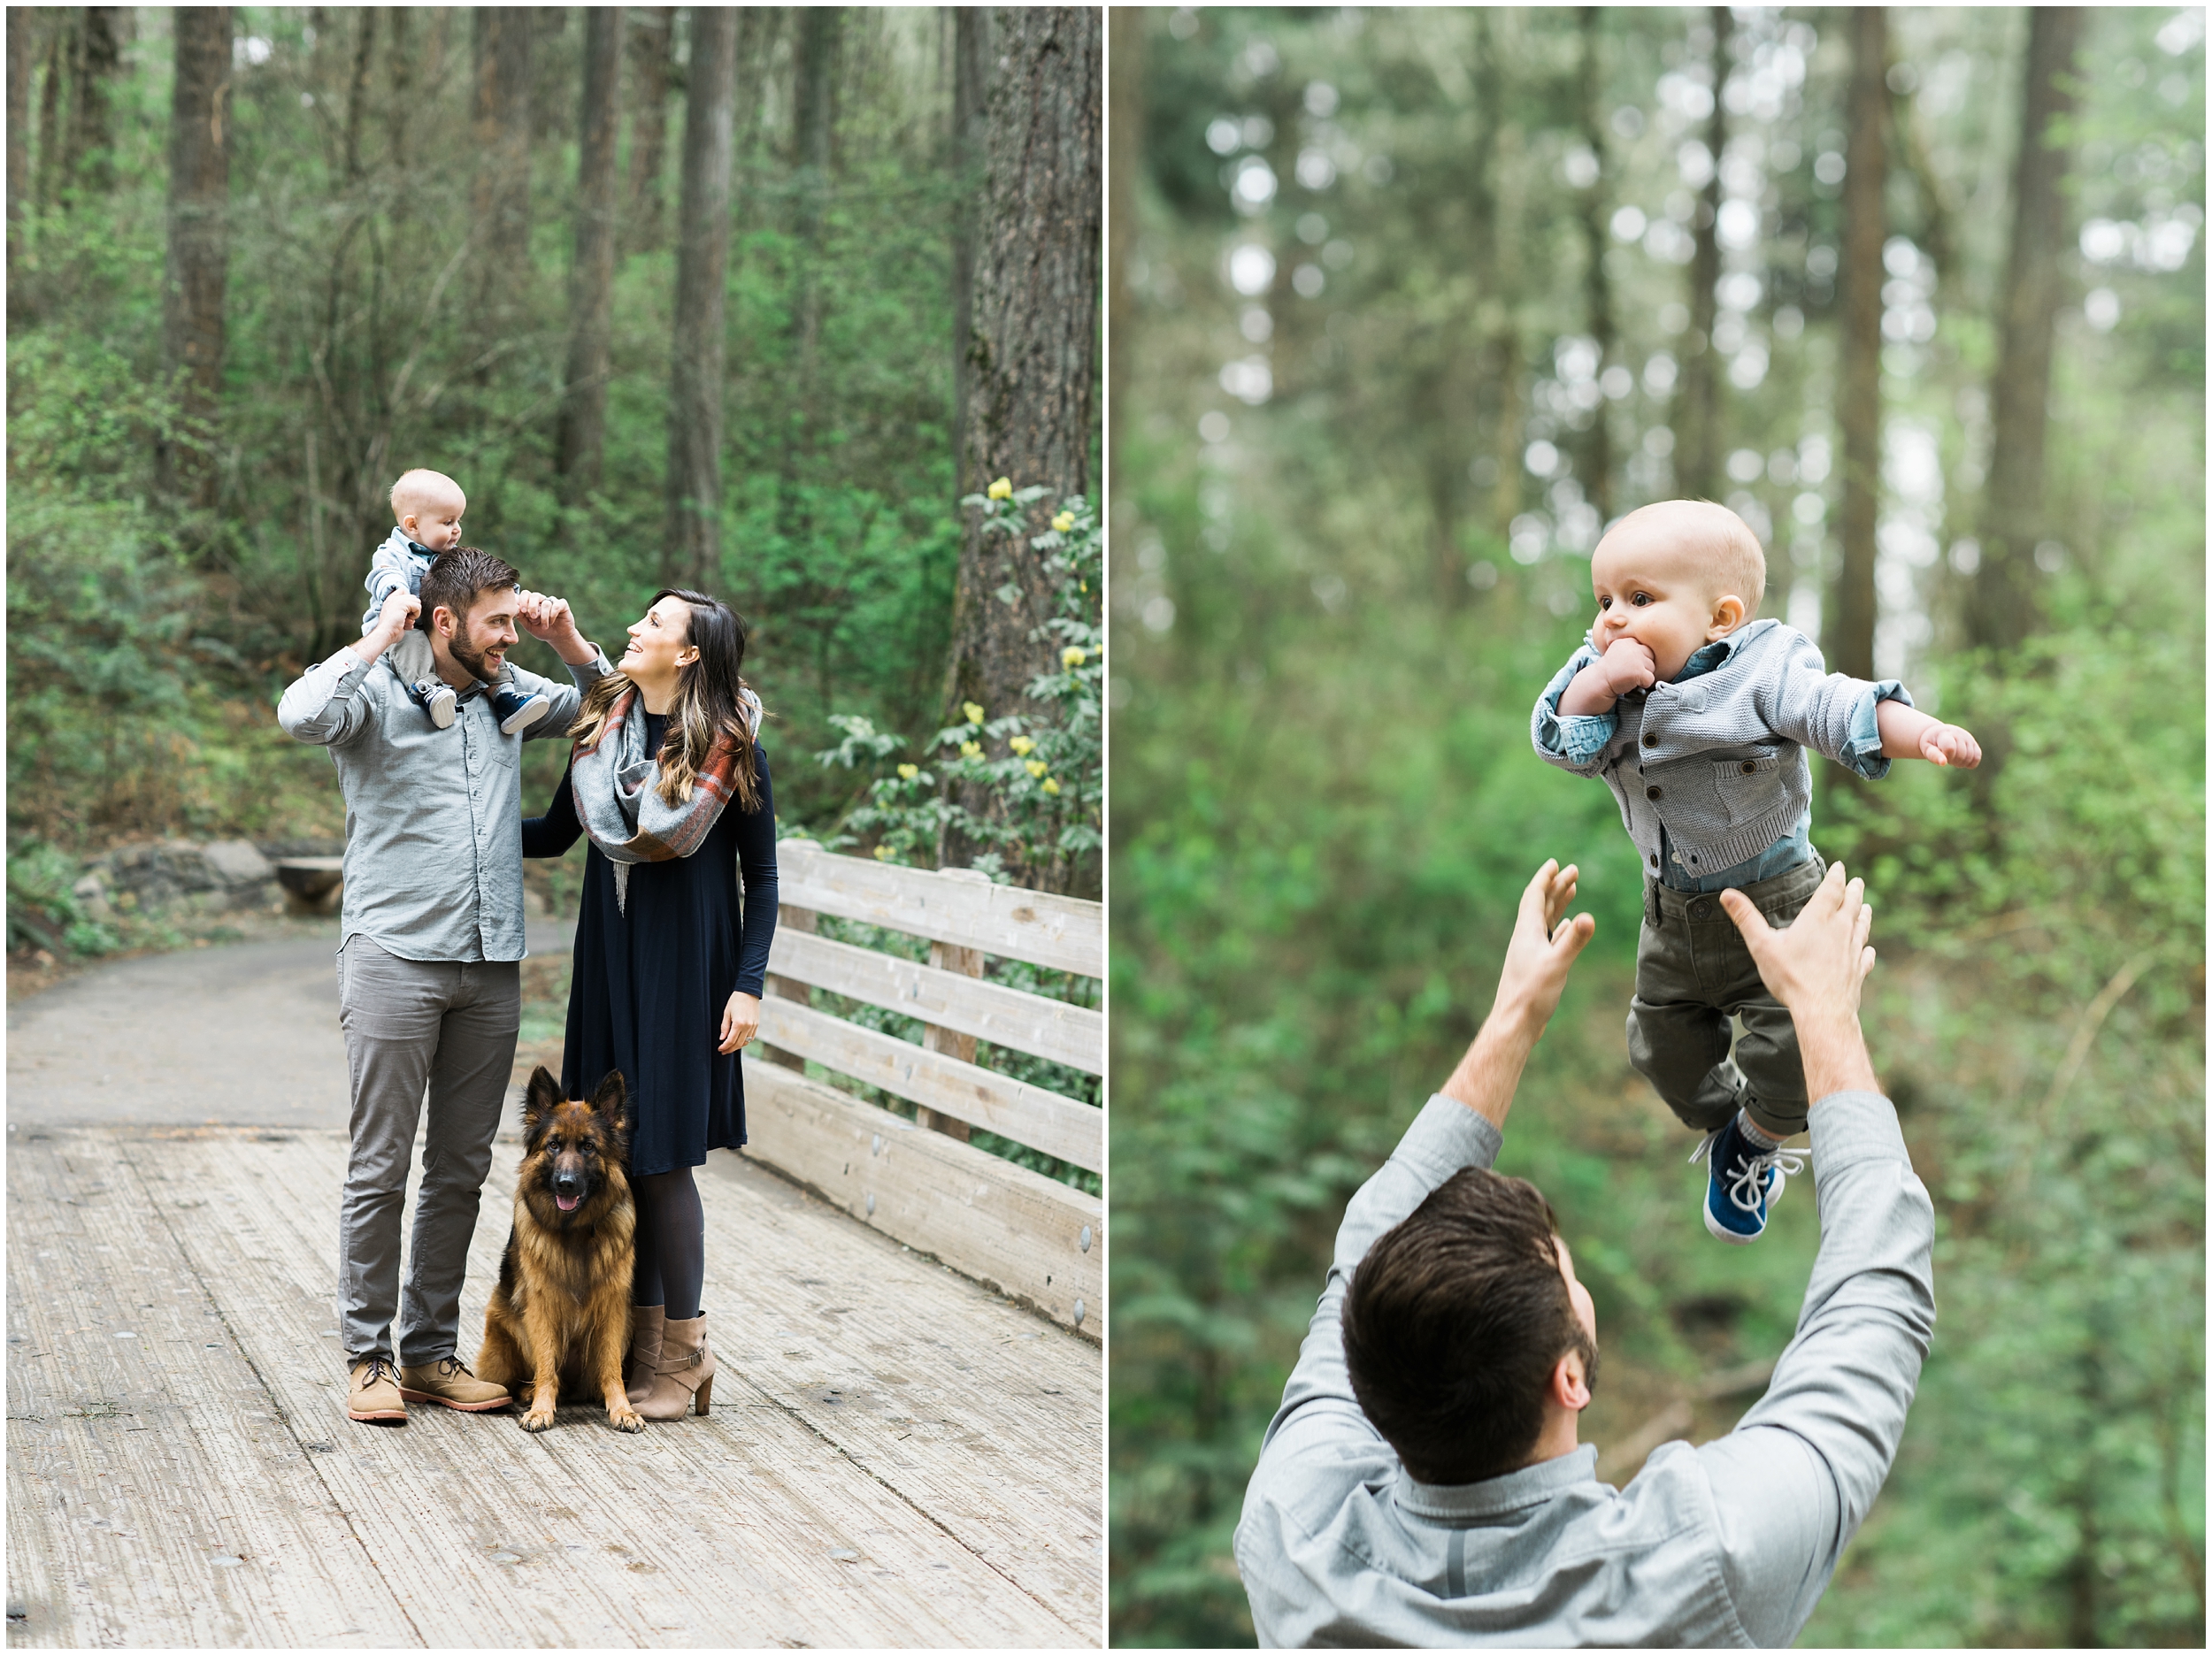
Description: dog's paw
519,1406,557,1433
609,1405,646,1434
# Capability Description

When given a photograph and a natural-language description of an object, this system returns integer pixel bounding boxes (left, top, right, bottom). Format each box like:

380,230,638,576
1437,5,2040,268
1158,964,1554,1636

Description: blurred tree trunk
662,4,737,593
952,6,992,499
781,5,841,539
35,10,61,208
624,5,675,248
557,4,626,497
1106,6,1136,481
1832,4,1886,683
1474,17,1522,540
61,5,119,195
1574,5,1614,524
384,7,412,167
1673,4,1728,502
1970,7,2083,655
338,10,373,181
7,7,33,309
471,8,533,287
157,6,233,513
945,5,1100,728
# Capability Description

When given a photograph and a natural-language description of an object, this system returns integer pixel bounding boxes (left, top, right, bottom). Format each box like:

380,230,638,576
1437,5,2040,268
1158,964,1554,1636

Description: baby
365,469,550,734
1532,499,1978,1243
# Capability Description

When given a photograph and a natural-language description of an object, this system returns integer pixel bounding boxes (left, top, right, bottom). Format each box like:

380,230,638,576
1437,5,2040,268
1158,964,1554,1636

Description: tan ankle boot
634,1313,714,1421
624,1305,666,1404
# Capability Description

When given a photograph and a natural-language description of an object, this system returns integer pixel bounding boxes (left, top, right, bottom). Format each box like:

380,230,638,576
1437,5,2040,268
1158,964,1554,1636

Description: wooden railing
741,840,1103,1339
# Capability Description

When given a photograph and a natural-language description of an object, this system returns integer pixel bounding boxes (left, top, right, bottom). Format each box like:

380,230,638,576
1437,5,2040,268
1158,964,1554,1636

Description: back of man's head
1341,1167,1595,1484
418,546,518,632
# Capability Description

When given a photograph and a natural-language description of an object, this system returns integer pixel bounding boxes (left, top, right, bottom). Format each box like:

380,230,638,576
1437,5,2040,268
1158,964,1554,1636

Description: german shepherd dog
475,1067,645,1432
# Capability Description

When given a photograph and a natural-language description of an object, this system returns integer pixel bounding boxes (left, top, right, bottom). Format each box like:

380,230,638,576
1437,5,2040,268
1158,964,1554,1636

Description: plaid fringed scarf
570,684,762,915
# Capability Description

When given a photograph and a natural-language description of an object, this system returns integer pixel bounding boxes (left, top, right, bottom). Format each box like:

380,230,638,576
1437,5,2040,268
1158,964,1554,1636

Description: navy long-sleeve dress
522,713,778,1176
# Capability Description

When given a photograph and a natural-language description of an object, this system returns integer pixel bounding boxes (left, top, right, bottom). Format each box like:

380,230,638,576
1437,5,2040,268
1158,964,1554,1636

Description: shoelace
358,1356,399,1390
1690,1130,1809,1214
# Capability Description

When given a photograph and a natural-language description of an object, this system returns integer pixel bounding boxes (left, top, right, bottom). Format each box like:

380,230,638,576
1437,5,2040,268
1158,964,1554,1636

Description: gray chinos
335,935,520,1367
1627,852,1827,1141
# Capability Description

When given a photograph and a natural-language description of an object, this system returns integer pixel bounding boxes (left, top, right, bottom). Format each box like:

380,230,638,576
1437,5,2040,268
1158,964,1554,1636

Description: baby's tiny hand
1599,638,1658,696
1920,723,1982,769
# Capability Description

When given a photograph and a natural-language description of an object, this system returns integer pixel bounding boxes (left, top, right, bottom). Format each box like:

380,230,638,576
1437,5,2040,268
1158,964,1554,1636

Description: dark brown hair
570,588,763,812
417,546,520,632
1340,1167,1598,1485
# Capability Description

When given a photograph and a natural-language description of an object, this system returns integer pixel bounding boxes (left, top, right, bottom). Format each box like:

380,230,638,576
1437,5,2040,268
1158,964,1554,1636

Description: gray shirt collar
1395,1444,1601,1521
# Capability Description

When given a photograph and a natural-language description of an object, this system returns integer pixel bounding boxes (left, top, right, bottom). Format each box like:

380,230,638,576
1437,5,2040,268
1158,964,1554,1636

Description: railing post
761,905,816,1071
917,939,983,1142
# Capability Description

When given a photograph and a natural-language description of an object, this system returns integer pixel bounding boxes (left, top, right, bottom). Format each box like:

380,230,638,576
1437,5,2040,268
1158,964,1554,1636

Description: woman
521,587,778,1421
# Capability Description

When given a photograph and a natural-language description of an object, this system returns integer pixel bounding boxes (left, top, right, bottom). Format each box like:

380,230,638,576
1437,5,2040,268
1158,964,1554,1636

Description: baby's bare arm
1876,700,1981,769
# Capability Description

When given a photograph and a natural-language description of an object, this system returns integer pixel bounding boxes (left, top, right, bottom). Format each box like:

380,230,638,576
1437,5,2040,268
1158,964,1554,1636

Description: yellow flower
987,478,1013,501
1061,646,1087,669
1041,778,1061,795
1008,735,1036,756
963,701,985,724
873,845,895,861
896,763,918,780
1079,579,1088,592
1052,510,1075,533
959,740,982,760
1025,760,1048,778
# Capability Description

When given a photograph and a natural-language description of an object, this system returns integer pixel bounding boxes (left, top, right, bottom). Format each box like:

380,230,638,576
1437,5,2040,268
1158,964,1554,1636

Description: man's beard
445,630,501,686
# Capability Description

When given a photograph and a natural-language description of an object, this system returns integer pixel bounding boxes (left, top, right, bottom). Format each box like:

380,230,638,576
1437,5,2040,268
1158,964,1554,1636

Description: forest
6,4,1102,898
1109,5,2203,1646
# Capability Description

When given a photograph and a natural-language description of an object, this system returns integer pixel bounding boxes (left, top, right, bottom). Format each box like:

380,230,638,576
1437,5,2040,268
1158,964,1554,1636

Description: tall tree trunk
35,10,61,209
1475,17,1522,540
471,8,533,285
780,2,839,540
339,8,373,182
952,6,992,496
1832,4,1886,683
384,7,412,169
1673,4,1729,502
157,6,233,512
624,4,675,248
945,6,1101,727
62,5,119,196
663,5,738,593
1105,6,1136,481
1575,5,1615,525
557,4,626,496
7,6,33,310
1970,7,2083,655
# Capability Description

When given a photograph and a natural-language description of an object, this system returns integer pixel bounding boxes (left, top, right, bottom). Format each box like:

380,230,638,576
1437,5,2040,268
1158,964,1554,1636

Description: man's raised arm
1691,863,1938,1646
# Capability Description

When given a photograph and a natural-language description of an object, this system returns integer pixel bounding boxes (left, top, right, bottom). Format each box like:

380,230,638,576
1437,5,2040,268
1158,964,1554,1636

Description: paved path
4,933,1101,1647
5,919,574,1130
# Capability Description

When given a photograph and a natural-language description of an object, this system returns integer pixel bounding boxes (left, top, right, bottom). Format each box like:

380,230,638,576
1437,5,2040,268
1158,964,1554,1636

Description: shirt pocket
1712,750,1785,825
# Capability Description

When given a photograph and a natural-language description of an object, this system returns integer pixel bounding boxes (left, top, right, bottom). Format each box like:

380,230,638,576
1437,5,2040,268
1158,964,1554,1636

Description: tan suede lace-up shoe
347,1357,407,1423
397,1356,513,1412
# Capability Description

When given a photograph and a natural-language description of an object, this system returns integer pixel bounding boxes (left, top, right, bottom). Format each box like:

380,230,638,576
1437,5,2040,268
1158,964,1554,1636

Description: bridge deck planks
6,1124,1098,1649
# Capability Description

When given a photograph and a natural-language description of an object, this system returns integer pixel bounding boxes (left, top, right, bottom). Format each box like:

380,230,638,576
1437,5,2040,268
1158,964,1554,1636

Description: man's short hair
417,547,518,633
1341,1167,1597,1485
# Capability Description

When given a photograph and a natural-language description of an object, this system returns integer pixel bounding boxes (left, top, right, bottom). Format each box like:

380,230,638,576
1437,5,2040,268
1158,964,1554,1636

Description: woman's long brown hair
569,590,764,811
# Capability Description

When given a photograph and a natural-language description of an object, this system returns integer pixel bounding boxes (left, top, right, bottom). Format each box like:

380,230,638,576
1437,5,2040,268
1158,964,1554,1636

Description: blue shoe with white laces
1690,1115,1807,1244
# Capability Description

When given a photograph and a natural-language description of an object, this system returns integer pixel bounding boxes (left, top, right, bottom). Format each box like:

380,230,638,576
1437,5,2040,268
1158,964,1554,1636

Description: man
278,548,610,1425
1236,858,1935,1646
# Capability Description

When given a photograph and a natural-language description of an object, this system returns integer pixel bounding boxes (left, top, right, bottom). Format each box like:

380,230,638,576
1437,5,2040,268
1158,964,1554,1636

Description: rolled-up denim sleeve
1532,646,1613,774
1838,681,1914,779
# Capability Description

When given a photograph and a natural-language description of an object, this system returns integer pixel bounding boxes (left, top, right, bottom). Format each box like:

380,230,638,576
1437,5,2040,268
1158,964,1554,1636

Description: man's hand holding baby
349,589,422,667
1559,638,1659,716
517,590,599,667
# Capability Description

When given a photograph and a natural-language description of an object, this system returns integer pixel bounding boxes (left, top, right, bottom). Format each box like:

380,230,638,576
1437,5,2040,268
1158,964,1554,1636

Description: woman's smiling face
620,595,699,685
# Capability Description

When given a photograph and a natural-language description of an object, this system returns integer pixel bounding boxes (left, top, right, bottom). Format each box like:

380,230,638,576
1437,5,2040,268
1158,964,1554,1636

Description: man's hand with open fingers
1720,860,1881,1102
1443,860,1596,1129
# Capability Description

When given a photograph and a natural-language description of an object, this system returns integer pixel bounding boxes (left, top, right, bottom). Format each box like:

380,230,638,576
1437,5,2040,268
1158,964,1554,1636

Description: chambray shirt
1237,1089,1936,1648
277,643,609,962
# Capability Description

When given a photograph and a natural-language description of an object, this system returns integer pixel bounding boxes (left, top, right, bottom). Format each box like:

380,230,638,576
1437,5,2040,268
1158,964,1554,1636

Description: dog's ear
589,1068,628,1135
523,1067,563,1140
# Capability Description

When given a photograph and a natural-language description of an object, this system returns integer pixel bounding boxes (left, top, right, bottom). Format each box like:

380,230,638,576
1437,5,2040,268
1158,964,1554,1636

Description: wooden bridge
6,847,1102,1648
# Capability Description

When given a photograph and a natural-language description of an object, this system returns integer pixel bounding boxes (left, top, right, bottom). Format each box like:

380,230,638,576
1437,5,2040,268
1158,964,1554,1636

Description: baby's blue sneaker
1690,1115,1807,1244
408,677,457,729
490,684,551,737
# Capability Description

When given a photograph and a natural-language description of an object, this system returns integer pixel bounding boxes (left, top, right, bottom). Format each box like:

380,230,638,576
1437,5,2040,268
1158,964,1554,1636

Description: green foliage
813,488,1103,893
1111,6,2202,1647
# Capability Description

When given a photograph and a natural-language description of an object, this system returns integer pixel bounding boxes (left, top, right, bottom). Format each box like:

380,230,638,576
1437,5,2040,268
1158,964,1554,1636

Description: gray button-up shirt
1237,1089,1936,1647
276,644,610,962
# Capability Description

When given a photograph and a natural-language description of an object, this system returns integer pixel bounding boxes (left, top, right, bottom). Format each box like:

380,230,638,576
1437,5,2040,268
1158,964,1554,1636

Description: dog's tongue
555,1191,581,1213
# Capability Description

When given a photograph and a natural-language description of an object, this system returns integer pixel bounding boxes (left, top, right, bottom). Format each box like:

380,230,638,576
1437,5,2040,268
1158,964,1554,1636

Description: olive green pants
1626,852,1826,1141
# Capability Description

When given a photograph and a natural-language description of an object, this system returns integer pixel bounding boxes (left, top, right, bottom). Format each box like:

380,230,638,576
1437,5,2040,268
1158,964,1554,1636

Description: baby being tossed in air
1532,500,1978,1242
366,468,551,733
